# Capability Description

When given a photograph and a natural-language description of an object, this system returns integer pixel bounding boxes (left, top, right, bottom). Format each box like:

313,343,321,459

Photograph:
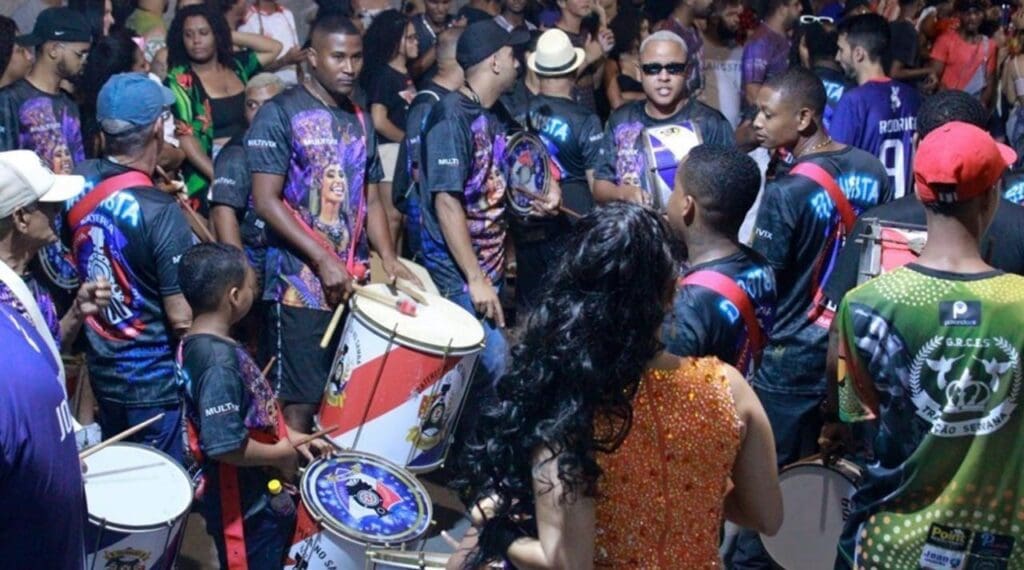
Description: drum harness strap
790,161,857,234
174,342,290,570
67,171,154,228
681,270,765,370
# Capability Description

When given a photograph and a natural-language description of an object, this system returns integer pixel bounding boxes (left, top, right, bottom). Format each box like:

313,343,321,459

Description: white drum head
352,284,484,354
83,443,193,530
762,462,858,570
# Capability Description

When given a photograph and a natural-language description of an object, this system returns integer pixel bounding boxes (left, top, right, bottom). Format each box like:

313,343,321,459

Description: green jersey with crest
836,264,1024,569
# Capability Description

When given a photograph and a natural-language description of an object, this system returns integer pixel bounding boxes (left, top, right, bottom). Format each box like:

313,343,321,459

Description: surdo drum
82,443,193,569
318,284,484,472
856,218,928,284
641,122,702,210
761,456,863,570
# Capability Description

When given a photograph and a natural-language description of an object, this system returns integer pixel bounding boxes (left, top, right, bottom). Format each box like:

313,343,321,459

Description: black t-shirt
750,146,893,394
663,247,778,380
210,134,268,286
595,98,734,204
525,94,604,214
823,195,1024,306
457,6,494,24
365,65,416,143
245,85,383,311
71,159,195,406
890,20,920,68
419,90,509,293
394,83,449,213
180,334,283,530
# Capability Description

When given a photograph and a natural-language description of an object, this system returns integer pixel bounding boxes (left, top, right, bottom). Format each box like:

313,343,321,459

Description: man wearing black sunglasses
593,30,733,205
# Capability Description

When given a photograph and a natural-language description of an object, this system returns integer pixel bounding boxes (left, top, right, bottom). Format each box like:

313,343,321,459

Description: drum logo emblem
407,364,463,450
103,547,150,570
909,336,1021,437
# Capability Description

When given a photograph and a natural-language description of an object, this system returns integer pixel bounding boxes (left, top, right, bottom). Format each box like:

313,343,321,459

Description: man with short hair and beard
246,14,418,434
655,0,713,96
738,66,892,568
593,31,733,206
699,0,744,127
0,7,93,309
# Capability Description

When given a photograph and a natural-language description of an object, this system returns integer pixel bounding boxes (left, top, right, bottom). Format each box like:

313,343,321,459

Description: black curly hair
453,201,679,568
359,10,410,91
0,17,15,81
167,3,235,69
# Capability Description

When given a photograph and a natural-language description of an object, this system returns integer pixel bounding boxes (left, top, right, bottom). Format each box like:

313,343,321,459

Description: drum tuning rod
509,186,582,219
79,413,166,460
290,424,339,449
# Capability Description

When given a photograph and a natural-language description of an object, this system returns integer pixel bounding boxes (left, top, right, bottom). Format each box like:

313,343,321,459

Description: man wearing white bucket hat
511,28,604,311
593,30,734,205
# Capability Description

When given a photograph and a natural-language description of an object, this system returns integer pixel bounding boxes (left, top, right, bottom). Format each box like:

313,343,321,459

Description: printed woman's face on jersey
640,39,688,108
321,164,347,207
309,31,363,97
753,85,803,151
183,15,216,64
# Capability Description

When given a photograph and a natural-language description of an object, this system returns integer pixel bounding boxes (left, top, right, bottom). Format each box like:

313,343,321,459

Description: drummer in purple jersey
511,28,605,311
246,14,420,435
662,144,777,381
592,30,734,205
738,66,892,568
832,14,921,199
178,243,327,570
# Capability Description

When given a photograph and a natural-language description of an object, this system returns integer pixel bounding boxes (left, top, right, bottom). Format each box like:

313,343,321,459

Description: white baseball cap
0,150,85,218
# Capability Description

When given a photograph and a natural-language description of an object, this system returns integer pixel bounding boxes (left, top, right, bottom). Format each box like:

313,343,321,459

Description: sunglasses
799,15,835,24
641,62,688,76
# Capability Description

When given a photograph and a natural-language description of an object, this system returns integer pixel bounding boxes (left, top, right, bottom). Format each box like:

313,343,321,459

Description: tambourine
503,131,553,219
641,121,702,210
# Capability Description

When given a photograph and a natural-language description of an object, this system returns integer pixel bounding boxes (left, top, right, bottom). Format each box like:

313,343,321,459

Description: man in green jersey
834,121,1024,569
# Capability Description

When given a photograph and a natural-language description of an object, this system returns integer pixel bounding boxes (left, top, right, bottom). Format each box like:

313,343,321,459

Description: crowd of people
2,0,1024,568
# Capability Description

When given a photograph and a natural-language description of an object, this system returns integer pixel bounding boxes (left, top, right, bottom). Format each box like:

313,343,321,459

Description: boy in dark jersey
178,243,310,570
831,122,1024,569
742,64,892,570
833,14,921,198
512,28,604,310
797,21,850,131
663,144,776,380
246,14,417,434
594,30,733,206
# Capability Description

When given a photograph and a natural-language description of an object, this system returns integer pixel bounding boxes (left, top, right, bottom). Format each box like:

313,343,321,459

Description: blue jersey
830,79,920,199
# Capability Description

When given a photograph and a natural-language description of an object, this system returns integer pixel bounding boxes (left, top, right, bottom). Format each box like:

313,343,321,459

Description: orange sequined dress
594,357,742,568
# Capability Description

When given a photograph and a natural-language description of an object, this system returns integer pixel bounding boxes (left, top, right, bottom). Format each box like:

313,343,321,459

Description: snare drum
503,131,552,219
319,284,484,471
285,452,433,570
641,122,702,209
82,443,194,569
761,457,862,570
856,219,928,284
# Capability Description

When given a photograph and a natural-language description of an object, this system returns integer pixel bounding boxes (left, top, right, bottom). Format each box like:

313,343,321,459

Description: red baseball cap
914,121,1017,205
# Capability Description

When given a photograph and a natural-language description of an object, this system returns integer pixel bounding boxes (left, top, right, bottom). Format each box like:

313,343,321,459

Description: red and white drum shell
856,219,928,284
318,284,484,472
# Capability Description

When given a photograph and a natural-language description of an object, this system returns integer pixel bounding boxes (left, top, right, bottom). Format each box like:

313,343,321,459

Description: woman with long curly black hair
451,201,782,568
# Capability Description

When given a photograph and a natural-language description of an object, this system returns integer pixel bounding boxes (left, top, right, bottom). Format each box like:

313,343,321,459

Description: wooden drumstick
79,413,166,460
510,185,581,219
290,424,339,449
155,166,216,243
320,301,347,349
260,356,277,379
394,279,428,305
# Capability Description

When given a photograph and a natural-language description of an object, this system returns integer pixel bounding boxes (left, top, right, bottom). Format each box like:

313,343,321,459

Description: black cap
16,7,93,47
456,20,530,70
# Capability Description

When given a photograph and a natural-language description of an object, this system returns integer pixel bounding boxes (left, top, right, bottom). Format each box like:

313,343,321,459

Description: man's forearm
435,192,485,282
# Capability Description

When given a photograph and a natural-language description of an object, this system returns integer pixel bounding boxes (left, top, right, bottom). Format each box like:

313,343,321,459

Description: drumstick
509,186,581,219
261,356,277,378
318,265,369,349
290,424,339,449
353,283,418,316
154,166,216,243
394,279,429,305
79,413,166,460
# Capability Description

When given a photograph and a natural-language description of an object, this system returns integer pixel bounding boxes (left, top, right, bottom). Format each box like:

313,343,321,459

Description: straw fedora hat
527,29,586,77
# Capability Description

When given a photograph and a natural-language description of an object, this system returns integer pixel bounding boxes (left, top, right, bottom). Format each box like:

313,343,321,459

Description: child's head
178,243,256,322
